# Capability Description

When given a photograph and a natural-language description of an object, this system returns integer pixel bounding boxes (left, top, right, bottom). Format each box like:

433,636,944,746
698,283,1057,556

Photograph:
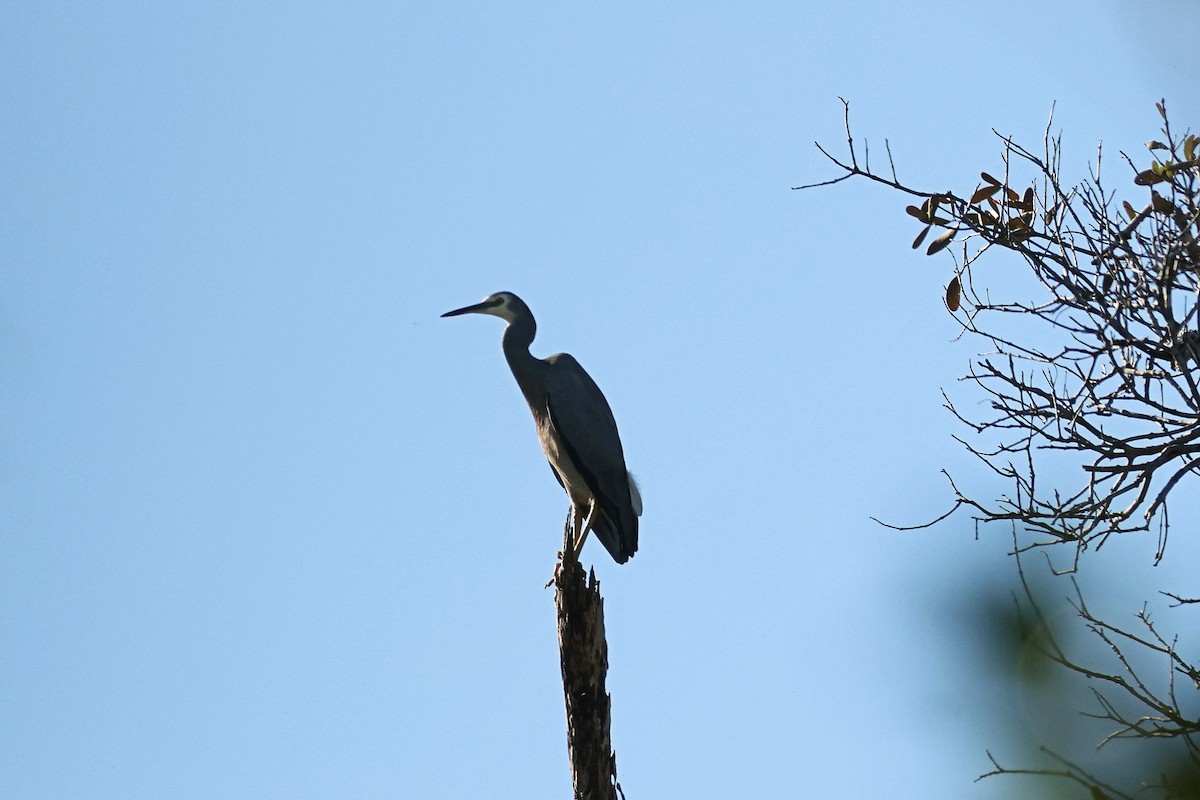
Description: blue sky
3,2,1198,798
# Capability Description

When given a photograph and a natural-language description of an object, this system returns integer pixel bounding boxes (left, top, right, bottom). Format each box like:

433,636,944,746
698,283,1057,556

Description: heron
442,291,641,564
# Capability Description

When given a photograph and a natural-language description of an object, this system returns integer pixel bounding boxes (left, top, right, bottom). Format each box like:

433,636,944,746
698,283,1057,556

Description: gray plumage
442,291,641,563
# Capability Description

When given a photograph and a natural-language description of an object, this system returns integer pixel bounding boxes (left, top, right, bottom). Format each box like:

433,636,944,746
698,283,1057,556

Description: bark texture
554,550,619,800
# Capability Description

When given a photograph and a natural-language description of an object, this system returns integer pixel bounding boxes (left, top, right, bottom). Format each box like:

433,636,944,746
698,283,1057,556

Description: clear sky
3,2,1198,798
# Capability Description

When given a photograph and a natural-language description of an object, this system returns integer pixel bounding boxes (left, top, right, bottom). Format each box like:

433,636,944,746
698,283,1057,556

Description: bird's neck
502,322,542,404
501,317,536,362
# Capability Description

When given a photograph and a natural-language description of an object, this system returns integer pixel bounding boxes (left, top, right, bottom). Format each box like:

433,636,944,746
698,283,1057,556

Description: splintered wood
554,550,619,800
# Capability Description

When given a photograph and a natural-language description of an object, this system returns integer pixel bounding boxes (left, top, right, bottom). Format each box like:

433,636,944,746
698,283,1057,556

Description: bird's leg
571,499,597,560
548,503,596,586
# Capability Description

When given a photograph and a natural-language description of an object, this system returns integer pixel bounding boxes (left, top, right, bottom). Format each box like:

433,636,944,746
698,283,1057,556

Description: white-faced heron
442,291,642,563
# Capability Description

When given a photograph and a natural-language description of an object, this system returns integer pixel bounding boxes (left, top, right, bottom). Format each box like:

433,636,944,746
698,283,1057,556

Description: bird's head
441,291,527,323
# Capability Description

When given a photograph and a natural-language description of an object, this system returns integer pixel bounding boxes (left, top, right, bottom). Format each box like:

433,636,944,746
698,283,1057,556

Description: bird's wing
543,354,637,557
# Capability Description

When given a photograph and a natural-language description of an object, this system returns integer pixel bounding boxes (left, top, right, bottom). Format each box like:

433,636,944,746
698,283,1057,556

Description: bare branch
977,747,1137,799
803,102,1200,558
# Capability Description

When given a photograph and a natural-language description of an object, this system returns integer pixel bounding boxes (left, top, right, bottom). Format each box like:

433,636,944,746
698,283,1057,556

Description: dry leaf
926,228,956,255
946,276,961,311
1151,192,1177,214
970,185,1002,204
905,205,930,223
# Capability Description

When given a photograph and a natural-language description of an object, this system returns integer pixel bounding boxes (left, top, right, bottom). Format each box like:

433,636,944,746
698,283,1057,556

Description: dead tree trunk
554,522,621,800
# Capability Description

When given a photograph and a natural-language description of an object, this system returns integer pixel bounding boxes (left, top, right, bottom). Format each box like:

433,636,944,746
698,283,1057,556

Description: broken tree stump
554,530,621,800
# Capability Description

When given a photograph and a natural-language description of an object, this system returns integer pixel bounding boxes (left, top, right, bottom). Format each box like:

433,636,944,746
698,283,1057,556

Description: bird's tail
627,471,643,517
590,508,635,564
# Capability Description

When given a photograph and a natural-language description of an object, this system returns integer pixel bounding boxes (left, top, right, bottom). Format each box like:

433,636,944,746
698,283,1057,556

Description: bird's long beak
441,301,492,318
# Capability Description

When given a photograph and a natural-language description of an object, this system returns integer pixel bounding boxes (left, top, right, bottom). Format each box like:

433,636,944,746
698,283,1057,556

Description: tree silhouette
800,100,1200,797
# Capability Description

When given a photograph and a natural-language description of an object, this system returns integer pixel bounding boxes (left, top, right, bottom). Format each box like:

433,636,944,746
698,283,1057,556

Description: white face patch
485,293,518,322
